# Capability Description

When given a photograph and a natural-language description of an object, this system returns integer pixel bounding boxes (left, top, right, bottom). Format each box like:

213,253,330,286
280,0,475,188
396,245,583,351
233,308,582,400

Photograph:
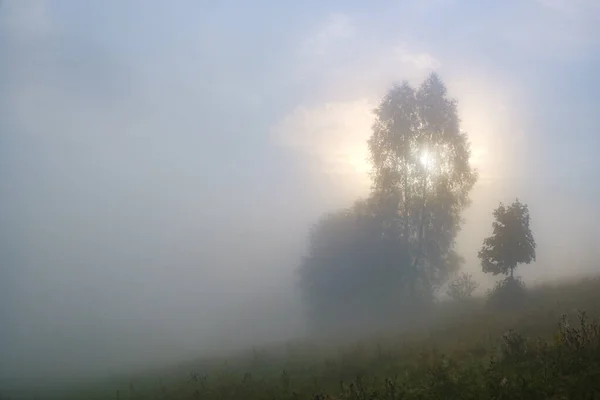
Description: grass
9,275,600,399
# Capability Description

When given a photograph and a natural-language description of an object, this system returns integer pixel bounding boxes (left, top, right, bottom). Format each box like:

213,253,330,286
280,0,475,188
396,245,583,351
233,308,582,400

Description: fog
1,0,599,392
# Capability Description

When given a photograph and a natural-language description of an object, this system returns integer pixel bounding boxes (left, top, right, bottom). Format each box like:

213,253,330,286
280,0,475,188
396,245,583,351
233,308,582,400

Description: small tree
478,199,536,280
446,272,478,301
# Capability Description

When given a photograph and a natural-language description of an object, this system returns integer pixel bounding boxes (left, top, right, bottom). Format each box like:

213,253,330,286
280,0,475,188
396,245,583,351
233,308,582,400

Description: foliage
446,272,479,301
486,276,528,310
300,73,477,332
300,199,417,334
479,199,536,278
368,73,477,292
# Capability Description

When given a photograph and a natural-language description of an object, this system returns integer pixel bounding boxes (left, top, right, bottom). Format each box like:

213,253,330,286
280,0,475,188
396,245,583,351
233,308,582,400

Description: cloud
273,99,374,186
299,12,354,57
395,45,442,70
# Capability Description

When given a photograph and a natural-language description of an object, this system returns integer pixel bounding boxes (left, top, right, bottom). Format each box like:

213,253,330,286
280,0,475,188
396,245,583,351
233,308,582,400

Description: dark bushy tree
479,199,536,279
300,199,411,334
479,200,536,309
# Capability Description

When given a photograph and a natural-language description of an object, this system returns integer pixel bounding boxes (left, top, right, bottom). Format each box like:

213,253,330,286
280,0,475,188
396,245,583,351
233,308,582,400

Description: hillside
39,274,600,400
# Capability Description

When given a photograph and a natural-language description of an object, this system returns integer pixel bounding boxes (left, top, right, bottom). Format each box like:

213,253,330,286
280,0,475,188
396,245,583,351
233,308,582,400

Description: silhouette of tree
300,73,477,332
368,73,477,299
300,198,411,333
479,199,536,279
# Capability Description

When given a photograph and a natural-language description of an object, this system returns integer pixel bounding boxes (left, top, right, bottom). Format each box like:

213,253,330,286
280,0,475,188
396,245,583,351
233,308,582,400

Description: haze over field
1,0,599,389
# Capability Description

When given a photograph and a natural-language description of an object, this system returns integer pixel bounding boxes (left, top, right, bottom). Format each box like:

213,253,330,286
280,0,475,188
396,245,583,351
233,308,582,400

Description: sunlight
274,98,374,193
420,149,432,168
347,144,371,176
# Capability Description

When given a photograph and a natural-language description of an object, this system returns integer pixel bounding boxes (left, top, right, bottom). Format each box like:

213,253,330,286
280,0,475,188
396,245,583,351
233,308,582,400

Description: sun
420,149,435,168
420,150,428,167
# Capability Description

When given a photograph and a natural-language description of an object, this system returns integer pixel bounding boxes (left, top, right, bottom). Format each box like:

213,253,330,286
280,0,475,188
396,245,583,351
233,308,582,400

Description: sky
1,0,600,387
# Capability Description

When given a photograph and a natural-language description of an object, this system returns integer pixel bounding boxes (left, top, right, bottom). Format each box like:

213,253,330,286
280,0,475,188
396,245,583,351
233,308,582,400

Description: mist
1,0,599,394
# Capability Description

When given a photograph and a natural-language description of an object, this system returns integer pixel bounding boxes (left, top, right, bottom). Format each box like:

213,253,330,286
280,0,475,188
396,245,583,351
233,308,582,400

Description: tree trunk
411,145,430,304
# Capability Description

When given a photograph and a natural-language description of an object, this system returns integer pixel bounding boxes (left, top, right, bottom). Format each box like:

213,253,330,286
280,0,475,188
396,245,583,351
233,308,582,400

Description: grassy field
11,275,600,400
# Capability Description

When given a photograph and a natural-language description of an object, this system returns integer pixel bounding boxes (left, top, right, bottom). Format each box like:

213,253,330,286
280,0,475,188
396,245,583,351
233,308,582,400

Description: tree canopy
479,199,536,278
368,73,477,296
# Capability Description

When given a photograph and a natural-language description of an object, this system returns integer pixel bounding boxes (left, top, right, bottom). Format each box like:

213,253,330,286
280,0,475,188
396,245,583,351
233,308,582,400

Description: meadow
39,275,600,400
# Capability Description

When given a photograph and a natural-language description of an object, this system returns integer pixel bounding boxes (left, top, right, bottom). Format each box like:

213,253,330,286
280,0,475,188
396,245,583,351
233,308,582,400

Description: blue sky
1,0,600,383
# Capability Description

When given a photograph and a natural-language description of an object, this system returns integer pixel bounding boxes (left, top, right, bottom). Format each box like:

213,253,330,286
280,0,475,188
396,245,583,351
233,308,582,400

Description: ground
11,275,600,399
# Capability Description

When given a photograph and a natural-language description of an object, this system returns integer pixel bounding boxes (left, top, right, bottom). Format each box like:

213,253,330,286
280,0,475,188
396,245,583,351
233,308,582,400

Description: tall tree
368,73,477,299
478,199,536,279
299,73,477,332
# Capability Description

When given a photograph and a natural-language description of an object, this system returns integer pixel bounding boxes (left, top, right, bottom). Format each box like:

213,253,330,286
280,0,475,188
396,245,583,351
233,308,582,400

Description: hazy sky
1,0,600,385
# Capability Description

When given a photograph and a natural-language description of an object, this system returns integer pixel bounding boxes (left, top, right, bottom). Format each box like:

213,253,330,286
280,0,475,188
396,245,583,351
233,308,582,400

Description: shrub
487,276,527,310
447,272,479,301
